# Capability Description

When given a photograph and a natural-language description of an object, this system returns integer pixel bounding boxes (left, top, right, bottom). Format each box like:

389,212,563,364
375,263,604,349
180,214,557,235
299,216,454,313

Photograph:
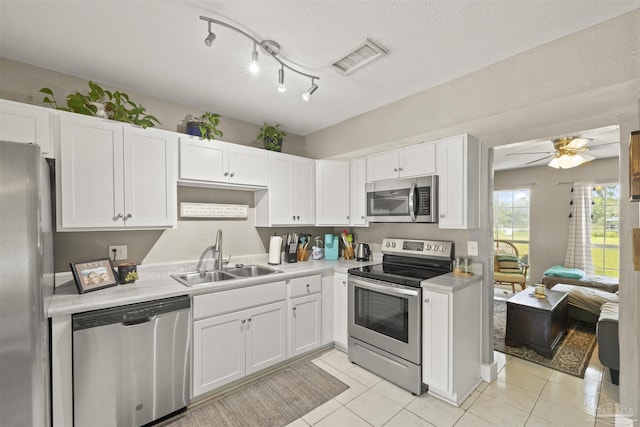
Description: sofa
541,274,619,293
596,302,619,385
550,284,619,324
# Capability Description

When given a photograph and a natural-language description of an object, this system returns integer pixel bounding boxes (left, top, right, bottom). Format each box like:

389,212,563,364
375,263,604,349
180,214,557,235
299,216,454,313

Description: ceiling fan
508,136,615,169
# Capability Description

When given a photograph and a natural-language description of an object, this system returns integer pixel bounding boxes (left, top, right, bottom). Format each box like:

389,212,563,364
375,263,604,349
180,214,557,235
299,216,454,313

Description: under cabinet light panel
332,39,388,75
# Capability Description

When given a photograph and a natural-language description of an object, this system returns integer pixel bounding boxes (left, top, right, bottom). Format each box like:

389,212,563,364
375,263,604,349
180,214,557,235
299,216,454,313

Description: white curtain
564,182,594,274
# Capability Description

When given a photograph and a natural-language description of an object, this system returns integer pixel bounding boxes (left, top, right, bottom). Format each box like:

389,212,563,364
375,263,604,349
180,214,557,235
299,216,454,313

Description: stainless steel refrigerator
0,141,54,426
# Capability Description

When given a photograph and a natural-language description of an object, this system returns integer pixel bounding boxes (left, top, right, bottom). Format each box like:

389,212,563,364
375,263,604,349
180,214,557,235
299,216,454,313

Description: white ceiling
493,125,620,171
1,1,638,136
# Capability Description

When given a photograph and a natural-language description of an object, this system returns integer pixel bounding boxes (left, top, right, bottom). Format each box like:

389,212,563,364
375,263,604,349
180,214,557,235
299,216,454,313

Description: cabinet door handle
113,213,123,221
293,307,297,311
342,281,346,285
398,167,403,171
346,216,350,220
393,167,398,172
224,172,229,177
440,214,445,218
124,213,132,221
424,298,430,303
229,172,235,178
247,318,252,322
297,216,300,220
241,319,246,324
361,216,365,219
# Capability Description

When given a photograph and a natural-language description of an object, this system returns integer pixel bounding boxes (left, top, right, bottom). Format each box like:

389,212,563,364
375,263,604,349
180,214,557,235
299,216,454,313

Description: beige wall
494,158,619,284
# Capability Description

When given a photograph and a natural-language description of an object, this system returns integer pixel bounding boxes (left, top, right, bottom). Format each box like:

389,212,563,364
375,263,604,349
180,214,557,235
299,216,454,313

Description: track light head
302,79,318,101
278,67,286,93
204,22,216,46
249,43,259,73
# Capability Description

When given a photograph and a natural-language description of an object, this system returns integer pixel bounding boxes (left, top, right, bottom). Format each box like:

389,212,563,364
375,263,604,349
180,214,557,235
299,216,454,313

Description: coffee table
505,288,569,358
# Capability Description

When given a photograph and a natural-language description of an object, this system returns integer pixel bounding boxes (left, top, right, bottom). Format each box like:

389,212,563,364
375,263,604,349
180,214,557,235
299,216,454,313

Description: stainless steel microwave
365,175,438,223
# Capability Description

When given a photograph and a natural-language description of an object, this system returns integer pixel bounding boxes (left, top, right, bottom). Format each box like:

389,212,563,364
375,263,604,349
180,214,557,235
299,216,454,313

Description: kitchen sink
225,265,283,277
171,265,283,287
171,270,236,287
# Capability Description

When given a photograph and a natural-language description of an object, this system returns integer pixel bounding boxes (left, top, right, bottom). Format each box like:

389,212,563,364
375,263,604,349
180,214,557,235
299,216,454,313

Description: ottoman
550,284,619,323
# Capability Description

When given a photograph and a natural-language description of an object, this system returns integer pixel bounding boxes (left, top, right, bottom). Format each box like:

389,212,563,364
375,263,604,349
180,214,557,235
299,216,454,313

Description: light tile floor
286,346,630,427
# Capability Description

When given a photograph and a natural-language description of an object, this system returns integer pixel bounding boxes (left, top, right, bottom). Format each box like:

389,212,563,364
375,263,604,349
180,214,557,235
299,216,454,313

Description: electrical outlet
108,245,128,261
467,241,478,257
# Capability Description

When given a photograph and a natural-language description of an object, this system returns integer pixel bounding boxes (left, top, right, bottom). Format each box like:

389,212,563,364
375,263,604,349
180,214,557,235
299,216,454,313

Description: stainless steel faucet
213,228,223,271
197,228,225,274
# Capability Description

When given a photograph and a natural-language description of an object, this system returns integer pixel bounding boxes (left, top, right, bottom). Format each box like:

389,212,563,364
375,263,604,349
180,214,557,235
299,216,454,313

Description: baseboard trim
481,361,498,383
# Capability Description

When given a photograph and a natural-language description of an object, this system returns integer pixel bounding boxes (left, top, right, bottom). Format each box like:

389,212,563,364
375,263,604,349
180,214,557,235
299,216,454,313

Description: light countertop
48,257,378,317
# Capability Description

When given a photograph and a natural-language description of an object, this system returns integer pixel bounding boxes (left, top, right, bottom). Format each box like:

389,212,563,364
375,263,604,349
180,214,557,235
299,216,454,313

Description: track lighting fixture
200,15,320,99
204,21,216,47
249,43,259,74
302,79,319,101
278,66,286,93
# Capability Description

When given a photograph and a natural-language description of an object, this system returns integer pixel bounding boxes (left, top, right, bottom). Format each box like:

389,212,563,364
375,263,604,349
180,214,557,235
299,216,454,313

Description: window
591,184,619,277
493,189,530,262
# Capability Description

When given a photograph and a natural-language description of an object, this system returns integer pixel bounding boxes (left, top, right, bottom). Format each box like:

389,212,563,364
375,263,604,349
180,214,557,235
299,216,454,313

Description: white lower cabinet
332,272,348,350
422,281,481,406
192,281,287,398
288,275,322,357
288,294,321,357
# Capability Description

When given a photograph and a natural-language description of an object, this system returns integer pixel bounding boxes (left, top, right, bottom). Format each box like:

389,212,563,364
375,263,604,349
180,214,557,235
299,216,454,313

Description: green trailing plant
192,112,223,140
39,81,160,128
124,271,139,283
257,122,287,151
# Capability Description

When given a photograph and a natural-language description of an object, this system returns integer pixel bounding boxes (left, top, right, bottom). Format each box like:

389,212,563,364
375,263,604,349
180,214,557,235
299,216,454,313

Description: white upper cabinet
255,152,315,226
436,134,480,229
315,160,350,226
0,99,52,155
366,142,436,182
179,136,268,189
349,158,368,226
57,113,177,230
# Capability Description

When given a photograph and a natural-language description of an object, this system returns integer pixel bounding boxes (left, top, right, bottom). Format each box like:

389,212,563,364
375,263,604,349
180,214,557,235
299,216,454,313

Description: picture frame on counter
70,258,118,294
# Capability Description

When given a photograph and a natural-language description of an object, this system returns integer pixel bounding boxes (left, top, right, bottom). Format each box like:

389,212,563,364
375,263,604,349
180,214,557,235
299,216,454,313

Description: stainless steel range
347,238,454,395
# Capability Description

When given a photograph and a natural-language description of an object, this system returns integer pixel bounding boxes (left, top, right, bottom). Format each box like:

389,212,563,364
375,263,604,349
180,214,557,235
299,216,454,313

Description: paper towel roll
268,236,283,265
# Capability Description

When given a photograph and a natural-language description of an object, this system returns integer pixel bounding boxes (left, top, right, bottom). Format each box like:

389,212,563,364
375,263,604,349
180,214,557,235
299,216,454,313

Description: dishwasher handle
122,315,156,327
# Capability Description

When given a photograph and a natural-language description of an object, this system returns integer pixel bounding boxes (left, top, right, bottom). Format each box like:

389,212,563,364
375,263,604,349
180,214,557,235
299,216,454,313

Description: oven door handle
409,182,417,222
350,277,419,297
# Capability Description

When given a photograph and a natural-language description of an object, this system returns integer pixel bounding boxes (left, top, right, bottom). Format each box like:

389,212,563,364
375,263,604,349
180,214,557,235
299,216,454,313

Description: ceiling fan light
548,153,589,169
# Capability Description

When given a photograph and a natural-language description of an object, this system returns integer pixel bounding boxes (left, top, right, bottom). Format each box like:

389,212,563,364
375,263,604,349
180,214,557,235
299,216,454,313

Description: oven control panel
381,238,454,259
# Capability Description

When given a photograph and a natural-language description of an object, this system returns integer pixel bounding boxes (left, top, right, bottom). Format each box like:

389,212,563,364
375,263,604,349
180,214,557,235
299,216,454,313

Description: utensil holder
297,248,309,262
344,246,354,260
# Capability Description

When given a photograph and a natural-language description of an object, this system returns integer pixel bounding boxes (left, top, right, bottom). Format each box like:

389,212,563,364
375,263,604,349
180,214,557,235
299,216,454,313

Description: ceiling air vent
332,39,388,75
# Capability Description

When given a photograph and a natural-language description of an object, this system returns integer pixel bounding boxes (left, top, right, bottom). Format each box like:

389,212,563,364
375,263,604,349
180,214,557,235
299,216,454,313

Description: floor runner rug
162,358,349,427
494,299,597,378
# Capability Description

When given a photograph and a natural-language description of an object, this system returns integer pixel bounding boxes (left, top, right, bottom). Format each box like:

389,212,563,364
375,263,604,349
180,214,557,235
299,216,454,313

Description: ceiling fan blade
567,138,592,149
588,141,619,149
522,155,553,165
506,151,553,156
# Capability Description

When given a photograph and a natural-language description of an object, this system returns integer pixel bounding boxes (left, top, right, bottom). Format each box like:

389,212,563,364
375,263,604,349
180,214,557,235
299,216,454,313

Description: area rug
163,358,349,427
494,299,597,378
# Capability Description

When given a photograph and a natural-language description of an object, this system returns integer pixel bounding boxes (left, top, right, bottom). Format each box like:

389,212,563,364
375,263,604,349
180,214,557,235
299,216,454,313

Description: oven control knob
433,245,439,251
391,242,396,248
385,241,390,247
426,244,432,250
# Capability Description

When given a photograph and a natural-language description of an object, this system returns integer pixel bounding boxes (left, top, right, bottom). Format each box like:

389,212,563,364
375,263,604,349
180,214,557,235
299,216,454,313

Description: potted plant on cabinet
186,112,223,140
257,122,287,152
39,81,160,128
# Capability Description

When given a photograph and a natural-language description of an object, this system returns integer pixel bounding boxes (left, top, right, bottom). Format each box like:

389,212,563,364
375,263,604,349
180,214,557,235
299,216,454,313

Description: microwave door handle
409,182,417,221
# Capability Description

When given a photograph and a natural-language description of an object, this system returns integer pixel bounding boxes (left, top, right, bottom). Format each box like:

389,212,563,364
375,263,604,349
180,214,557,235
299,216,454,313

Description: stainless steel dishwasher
72,296,191,427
